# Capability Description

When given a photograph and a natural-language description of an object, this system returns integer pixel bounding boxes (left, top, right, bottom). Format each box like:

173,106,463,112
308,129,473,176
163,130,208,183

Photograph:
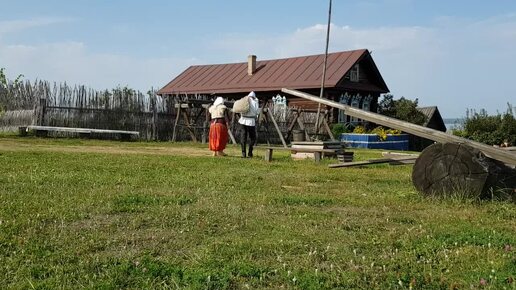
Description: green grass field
0,136,514,289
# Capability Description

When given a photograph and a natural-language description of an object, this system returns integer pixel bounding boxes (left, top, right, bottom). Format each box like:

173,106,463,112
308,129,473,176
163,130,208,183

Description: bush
452,105,516,146
351,125,401,141
352,125,366,134
330,123,352,138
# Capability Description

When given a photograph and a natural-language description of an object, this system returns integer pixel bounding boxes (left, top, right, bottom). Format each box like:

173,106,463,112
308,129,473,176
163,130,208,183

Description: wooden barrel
412,143,516,201
292,130,305,142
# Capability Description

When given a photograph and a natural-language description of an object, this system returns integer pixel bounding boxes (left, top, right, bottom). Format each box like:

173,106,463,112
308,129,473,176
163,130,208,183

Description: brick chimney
248,55,256,76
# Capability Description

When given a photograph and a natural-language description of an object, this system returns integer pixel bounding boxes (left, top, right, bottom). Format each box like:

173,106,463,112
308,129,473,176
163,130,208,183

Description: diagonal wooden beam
172,102,181,142
266,108,288,148
321,113,335,141
181,110,197,142
285,110,300,142
282,88,516,165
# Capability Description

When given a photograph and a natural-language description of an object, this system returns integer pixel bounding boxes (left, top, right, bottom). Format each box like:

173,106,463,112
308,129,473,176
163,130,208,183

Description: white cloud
2,15,516,117
0,41,198,91
0,17,199,91
212,16,516,117
0,17,74,37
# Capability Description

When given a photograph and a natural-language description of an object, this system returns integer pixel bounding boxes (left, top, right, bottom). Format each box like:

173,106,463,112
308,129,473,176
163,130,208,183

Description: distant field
0,136,514,289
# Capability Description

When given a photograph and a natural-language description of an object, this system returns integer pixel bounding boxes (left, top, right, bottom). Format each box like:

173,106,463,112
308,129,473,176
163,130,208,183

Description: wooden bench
263,146,343,163
19,126,140,141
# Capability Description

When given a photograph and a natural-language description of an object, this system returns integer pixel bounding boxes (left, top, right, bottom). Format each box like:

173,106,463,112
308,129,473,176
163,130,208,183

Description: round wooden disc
412,143,490,198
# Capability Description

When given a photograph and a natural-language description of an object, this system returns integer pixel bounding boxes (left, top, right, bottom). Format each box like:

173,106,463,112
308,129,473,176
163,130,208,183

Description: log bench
263,146,343,163
19,126,140,141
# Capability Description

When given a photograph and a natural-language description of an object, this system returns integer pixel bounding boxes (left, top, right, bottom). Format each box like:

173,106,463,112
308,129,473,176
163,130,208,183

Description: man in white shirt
238,91,259,158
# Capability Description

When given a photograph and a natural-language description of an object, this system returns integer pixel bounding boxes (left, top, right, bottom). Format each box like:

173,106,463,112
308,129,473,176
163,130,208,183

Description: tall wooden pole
314,0,332,138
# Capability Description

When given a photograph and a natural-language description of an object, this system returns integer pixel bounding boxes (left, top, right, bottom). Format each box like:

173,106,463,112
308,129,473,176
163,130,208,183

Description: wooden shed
157,49,389,123
410,106,447,151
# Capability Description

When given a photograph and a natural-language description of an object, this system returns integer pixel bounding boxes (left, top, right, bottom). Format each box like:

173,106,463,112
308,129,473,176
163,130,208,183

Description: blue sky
1,0,516,117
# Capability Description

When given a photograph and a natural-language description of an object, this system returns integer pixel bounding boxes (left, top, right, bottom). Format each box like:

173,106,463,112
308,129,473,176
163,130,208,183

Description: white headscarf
247,91,256,98
213,96,224,106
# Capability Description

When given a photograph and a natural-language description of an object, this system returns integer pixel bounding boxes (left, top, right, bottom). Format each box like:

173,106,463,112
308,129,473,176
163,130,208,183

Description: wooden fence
1,80,320,143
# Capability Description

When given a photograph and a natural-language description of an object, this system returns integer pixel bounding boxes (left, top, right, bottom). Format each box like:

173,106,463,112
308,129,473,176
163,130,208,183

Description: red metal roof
158,49,388,95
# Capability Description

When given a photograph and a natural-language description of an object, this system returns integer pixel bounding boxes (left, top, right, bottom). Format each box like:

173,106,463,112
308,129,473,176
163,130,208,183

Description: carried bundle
233,96,250,114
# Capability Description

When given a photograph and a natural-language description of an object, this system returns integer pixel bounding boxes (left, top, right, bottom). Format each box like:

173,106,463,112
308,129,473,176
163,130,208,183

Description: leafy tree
0,68,6,114
378,94,427,125
0,68,7,89
0,68,24,114
0,68,24,88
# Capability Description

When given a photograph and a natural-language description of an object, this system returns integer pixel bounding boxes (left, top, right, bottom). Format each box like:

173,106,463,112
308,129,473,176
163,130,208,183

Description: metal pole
314,0,332,139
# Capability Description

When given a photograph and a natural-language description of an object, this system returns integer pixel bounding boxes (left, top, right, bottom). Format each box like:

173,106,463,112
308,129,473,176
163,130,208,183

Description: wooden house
157,49,389,124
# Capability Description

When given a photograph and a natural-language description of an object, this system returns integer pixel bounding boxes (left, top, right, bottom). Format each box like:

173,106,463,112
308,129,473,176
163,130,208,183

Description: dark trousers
240,124,256,157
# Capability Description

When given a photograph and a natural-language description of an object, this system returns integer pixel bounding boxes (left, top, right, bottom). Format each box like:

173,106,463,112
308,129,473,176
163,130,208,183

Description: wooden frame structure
171,99,237,144
170,97,337,148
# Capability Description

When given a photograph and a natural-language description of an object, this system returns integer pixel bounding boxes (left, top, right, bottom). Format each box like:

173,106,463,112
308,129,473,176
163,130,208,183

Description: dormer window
350,64,359,82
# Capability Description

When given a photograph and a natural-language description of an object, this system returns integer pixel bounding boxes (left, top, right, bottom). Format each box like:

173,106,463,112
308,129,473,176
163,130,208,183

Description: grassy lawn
0,136,515,289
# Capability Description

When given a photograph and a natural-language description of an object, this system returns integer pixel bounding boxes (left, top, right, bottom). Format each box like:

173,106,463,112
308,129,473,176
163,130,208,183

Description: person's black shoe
241,152,247,158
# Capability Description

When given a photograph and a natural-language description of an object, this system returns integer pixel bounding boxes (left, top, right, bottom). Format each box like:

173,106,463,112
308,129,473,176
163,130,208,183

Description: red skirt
209,122,228,151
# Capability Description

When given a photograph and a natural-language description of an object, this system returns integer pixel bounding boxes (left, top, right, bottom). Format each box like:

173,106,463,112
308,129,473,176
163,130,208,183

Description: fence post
37,97,46,126
202,108,209,144
152,95,158,141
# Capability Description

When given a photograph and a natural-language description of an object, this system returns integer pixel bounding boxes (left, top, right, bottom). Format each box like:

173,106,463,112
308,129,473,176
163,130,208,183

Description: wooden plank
227,123,237,145
296,112,310,141
261,146,340,153
261,146,337,162
328,157,417,168
25,126,139,136
284,110,300,142
321,115,335,141
282,88,516,165
181,110,198,142
172,103,181,142
174,103,210,109
389,158,417,165
381,152,419,159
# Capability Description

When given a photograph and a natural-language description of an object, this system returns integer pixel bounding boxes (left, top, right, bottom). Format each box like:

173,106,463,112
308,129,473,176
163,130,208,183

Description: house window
272,94,287,122
350,94,361,124
362,95,372,112
350,64,359,82
338,93,351,123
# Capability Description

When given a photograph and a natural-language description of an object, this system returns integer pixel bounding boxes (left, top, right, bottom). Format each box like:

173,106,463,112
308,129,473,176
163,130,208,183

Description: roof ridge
188,49,368,68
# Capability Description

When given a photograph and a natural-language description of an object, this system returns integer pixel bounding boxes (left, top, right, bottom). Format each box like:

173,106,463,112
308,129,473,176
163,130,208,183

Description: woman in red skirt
208,97,229,156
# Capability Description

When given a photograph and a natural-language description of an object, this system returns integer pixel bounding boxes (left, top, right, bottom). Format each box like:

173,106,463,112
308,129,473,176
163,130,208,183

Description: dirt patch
0,139,215,157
